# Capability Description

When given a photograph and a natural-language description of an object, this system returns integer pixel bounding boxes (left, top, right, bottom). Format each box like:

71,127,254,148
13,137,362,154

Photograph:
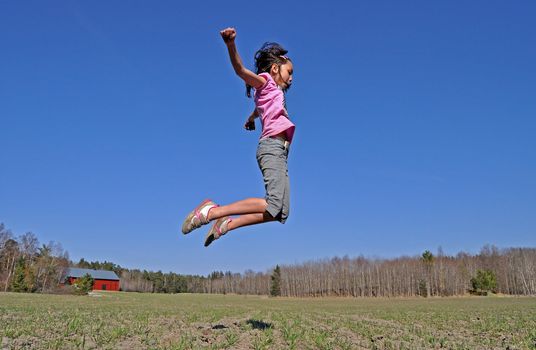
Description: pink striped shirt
254,73,295,143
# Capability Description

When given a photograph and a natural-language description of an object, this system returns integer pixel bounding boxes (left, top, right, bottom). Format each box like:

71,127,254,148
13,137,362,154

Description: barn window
102,284,107,290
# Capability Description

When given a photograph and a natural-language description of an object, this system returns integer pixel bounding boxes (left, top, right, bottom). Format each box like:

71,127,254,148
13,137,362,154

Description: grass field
1,292,535,349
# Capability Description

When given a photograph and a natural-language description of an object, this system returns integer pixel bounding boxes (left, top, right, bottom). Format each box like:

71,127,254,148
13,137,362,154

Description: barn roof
65,268,120,281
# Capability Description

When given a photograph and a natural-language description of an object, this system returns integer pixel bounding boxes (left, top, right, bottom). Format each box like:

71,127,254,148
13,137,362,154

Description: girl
181,27,295,247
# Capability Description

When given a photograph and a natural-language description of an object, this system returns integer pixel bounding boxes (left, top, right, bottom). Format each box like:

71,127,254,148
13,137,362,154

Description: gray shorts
256,137,290,223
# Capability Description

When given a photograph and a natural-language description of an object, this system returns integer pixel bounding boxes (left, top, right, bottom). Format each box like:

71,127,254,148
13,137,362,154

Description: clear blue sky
1,1,535,275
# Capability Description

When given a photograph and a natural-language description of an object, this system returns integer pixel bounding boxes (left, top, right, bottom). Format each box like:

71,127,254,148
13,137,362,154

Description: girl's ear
270,63,279,75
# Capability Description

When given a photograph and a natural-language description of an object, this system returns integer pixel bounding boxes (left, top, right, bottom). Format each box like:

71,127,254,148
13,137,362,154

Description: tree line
277,246,535,297
1,223,535,297
74,260,268,295
0,224,69,292
72,247,536,297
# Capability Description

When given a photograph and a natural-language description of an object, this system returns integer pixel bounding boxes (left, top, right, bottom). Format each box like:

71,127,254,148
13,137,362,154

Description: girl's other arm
244,108,258,131
220,28,266,89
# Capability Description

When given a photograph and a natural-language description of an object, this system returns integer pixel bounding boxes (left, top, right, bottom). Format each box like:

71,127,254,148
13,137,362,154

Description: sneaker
204,217,231,247
181,199,218,234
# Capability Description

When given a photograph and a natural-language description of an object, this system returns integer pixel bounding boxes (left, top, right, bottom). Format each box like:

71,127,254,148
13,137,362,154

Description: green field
1,292,535,349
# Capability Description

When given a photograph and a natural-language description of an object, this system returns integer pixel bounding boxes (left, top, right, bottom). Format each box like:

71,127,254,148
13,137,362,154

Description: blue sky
1,1,535,275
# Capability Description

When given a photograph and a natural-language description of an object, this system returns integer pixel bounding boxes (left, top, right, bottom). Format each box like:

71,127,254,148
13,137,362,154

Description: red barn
64,268,120,291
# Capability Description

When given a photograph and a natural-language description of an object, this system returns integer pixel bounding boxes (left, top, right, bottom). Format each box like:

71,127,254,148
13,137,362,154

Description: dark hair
246,42,290,98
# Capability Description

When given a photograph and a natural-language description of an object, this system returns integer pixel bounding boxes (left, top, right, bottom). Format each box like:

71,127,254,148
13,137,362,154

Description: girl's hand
244,111,256,131
244,117,255,131
220,28,236,44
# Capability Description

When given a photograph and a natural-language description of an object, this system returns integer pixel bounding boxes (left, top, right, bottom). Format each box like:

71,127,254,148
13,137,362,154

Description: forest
1,223,535,297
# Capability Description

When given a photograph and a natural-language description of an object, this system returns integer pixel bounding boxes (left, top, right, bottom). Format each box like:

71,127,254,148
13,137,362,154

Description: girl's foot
204,217,231,247
181,199,218,234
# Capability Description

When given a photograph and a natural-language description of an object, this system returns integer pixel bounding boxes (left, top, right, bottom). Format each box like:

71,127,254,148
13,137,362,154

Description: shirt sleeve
255,72,272,92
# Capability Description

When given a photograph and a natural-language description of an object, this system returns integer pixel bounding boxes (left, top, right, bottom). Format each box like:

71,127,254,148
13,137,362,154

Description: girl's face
271,61,293,91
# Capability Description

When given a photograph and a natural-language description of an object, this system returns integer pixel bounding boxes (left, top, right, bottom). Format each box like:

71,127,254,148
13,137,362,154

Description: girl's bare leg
207,198,268,220
227,212,276,231
207,198,277,232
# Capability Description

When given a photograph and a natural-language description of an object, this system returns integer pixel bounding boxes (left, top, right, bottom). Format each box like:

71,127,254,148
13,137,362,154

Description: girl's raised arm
220,28,266,89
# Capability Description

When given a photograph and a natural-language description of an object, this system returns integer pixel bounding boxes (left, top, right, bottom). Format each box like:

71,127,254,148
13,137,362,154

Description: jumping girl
181,27,295,247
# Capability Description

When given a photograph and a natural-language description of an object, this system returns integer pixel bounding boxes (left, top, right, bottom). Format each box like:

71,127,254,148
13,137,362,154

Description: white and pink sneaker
181,199,218,234
204,217,232,247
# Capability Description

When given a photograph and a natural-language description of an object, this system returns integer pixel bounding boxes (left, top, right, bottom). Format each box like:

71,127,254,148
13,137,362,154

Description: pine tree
11,258,29,292
270,265,281,297
421,250,434,297
471,269,497,295
73,273,94,295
